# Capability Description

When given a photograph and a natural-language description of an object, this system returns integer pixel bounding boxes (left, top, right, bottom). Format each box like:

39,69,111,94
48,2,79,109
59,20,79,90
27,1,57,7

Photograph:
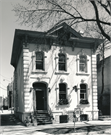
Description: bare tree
13,0,111,41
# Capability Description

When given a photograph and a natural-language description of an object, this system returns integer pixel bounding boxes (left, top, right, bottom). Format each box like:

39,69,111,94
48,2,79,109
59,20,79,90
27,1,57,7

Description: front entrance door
36,90,44,110
33,82,47,111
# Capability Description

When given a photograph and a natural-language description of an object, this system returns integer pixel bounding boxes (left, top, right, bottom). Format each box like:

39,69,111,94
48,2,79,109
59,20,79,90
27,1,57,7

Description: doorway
33,82,47,110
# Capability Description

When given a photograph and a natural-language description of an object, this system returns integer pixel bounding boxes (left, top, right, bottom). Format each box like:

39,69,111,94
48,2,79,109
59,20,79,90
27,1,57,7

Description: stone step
34,113,52,125
99,115,111,121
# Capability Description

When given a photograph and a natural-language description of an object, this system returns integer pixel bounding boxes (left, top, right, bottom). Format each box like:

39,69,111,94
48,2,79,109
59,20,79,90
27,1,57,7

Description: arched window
58,53,66,71
80,84,87,100
59,83,67,100
58,83,68,105
80,84,89,104
35,52,44,70
79,55,87,72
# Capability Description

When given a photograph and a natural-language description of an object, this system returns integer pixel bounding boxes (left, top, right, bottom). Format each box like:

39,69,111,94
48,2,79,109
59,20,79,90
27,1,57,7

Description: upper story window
76,50,89,75
79,55,87,72
58,53,66,71
35,51,44,70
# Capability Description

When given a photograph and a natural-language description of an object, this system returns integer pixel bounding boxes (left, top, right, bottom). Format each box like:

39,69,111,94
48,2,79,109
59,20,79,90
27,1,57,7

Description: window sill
77,104,90,107
76,72,89,76
31,70,47,74
56,104,70,107
55,71,69,75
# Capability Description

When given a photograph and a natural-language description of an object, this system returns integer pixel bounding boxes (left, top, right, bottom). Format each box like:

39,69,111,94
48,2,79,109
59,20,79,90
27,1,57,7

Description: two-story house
11,22,104,124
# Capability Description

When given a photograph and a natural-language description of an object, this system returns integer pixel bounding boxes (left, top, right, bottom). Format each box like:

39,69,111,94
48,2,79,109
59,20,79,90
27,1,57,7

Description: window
76,51,89,75
80,84,89,104
80,84,87,99
79,55,87,72
58,53,66,71
58,83,68,105
35,52,44,70
59,83,67,100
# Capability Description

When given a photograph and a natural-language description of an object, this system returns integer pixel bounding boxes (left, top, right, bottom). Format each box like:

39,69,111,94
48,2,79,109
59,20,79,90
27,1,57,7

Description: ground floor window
58,83,68,105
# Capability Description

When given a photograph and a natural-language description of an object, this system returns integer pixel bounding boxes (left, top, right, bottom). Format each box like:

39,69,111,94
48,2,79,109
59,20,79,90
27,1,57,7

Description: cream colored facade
11,23,104,123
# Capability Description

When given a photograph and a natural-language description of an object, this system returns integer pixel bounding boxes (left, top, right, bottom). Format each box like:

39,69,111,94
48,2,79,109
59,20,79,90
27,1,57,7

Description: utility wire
0,82,7,88
0,86,7,91
0,74,11,82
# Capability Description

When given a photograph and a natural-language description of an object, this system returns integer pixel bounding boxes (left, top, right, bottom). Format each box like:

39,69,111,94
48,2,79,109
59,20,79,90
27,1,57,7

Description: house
7,81,14,109
97,55,111,115
0,96,3,108
11,22,104,124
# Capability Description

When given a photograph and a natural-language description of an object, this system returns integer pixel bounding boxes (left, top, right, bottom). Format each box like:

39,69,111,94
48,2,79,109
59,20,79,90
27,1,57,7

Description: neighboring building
97,55,111,115
0,96,3,108
3,97,8,109
7,81,13,109
11,22,104,123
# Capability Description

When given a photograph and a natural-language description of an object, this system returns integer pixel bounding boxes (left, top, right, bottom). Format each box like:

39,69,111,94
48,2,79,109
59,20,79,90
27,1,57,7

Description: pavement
0,110,111,135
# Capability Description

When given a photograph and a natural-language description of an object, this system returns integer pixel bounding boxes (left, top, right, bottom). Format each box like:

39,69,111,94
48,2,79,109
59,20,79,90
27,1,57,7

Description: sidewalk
0,112,111,135
1,120,111,135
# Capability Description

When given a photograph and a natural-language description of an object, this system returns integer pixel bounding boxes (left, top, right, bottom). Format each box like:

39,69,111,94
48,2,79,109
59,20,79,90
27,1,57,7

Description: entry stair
34,110,53,125
99,115,111,121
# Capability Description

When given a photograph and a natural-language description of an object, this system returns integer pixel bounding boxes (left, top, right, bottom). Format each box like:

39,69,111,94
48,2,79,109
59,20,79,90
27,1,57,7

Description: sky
0,0,33,98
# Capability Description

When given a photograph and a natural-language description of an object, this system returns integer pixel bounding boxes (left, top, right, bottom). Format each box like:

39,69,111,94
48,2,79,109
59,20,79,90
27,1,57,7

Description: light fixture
48,88,51,92
73,86,78,92
30,88,33,92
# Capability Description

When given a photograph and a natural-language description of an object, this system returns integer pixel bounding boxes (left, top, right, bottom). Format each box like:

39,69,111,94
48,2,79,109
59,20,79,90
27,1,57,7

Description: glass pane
80,64,86,71
80,84,86,89
36,62,43,69
80,94,84,99
59,94,66,99
80,90,86,93
80,55,86,62
36,52,43,60
59,84,66,92
59,63,65,70
59,54,65,62
79,55,87,72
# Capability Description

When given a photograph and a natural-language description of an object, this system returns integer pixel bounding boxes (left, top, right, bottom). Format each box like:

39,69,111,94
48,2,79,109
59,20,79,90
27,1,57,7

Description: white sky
0,0,33,97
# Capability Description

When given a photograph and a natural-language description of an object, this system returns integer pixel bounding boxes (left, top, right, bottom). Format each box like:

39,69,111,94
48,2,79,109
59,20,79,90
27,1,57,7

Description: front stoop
99,115,111,121
36,113,52,125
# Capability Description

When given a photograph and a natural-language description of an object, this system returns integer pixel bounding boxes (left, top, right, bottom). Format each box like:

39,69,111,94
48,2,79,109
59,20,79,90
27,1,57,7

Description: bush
80,99,89,104
58,99,69,105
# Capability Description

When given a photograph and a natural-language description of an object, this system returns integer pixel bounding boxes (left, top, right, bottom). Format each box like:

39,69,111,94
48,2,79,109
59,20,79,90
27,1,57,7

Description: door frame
32,82,48,111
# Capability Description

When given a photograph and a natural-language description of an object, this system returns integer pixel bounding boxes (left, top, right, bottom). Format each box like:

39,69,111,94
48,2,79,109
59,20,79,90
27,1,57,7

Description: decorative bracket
72,41,76,51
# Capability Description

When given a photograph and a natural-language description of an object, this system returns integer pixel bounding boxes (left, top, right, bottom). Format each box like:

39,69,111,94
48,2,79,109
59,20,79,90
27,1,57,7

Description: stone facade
11,23,104,123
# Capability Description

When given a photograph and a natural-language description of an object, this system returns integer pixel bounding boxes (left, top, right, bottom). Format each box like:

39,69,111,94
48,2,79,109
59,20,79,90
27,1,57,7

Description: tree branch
98,0,110,15
90,0,110,41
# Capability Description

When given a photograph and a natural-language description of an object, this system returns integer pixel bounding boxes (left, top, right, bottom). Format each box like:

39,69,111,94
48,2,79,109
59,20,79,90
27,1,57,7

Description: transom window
59,83,67,100
35,52,44,70
80,84,87,100
58,53,66,71
79,55,87,72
